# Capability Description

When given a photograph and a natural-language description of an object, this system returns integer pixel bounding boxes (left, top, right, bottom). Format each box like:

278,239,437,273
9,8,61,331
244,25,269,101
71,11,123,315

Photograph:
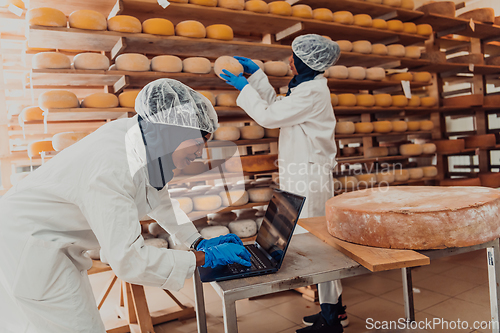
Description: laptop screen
255,189,305,267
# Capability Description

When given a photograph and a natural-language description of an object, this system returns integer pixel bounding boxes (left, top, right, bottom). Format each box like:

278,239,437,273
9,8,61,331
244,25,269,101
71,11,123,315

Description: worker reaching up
221,34,346,333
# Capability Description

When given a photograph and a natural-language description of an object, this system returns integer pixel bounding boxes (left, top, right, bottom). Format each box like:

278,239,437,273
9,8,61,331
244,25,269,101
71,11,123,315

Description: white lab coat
0,115,201,333
237,69,342,303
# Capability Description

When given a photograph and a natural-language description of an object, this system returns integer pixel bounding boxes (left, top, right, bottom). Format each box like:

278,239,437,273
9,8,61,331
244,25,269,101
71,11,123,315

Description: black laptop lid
255,189,305,269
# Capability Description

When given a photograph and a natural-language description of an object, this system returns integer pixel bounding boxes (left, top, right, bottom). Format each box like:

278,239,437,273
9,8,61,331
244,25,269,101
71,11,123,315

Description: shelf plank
169,169,278,185
187,202,268,221
336,153,436,165
333,106,440,115
46,108,132,121
28,0,116,16
333,177,438,195
207,138,278,148
335,130,432,139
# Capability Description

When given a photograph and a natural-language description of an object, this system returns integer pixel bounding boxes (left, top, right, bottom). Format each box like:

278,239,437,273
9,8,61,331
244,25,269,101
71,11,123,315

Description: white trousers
318,280,343,304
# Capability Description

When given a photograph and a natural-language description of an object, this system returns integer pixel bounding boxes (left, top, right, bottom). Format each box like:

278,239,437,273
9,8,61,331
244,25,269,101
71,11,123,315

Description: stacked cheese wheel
335,40,427,58
212,124,278,141
332,93,437,108
336,119,434,135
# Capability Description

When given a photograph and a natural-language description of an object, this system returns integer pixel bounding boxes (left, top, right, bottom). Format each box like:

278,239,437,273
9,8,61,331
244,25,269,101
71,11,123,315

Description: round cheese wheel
408,96,421,107
73,53,109,70
332,11,354,25
69,10,106,31
330,94,339,106
391,120,407,132
464,134,496,149
175,20,206,38
248,187,273,202
434,139,464,154
218,0,245,10
383,0,401,7
28,140,54,158
408,168,424,179
372,19,388,30
268,1,292,16
19,106,44,122
52,132,88,151
292,4,313,18
214,56,243,79
422,143,437,154
81,93,119,108
347,66,366,80
387,44,406,57
421,97,438,107
183,57,211,74
387,146,399,156
400,143,423,156
413,72,432,83
329,65,349,79
264,61,288,77
206,24,233,40
118,90,140,107
216,92,239,106
403,22,417,34
365,147,389,158
392,95,408,107
177,197,194,213
335,122,355,134
228,220,257,238
224,154,277,173
419,120,434,131
142,18,174,36
422,166,437,178
312,8,333,21
356,173,377,186
479,173,500,188
406,121,420,131
39,90,79,110
338,93,357,106
373,121,392,133
353,14,372,27
213,126,240,141
193,195,222,211
417,24,433,36
265,128,280,138
355,122,374,133
376,171,395,184
220,190,249,206
190,0,217,6
391,72,413,81
107,15,142,33
394,169,410,182
28,7,66,27
371,44,388,55
405,46,421,59
365,67,385,81
338,176,358,190
342,147,356,157
200,226,230,239
115,53,150,71
240,125,265,139
336,40,352,52
198,91,215,106
151,55,182,73
374,94,392,107
352,40,372,54
32,52,71,69
245,0,269,13
401,0,414,9
356,94,375,107
387,20,404,32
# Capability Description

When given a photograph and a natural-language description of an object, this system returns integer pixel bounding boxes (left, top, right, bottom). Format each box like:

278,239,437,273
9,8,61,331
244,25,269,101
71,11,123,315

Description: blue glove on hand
202,243,252,268
234,56,260,74
196,234,243,252
220,70,249,91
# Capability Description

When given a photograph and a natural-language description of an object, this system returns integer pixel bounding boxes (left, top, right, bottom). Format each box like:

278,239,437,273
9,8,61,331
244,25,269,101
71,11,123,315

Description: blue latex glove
220,69,249,91
196,234,243,252
234,56,260,74
202,243,252,268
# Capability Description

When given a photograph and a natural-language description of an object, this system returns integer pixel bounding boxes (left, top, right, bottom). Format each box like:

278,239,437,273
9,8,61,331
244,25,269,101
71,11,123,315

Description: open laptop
198,188,306,282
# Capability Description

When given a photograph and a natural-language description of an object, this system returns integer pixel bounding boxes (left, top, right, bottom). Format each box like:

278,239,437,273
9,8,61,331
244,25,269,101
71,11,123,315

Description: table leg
488,240,500,333
222,297,238,333
401,267,415,322
193,270,207,333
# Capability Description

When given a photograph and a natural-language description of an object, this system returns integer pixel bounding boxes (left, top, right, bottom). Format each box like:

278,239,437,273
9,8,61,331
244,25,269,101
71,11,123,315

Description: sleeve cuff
160,250,197,291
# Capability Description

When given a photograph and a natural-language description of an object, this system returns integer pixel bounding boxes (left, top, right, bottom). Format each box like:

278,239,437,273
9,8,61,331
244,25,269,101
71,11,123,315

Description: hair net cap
292,34,341,72
135,78,218,133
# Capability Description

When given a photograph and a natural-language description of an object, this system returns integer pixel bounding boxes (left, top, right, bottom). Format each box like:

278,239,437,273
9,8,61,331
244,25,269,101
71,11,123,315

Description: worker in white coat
221,34,346,333
0,79,251,333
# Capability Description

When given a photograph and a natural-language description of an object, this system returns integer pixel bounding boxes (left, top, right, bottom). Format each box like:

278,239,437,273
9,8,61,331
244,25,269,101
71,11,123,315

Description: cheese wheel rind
175,20,206,38
69,10,107,31
32,52,71,69
107,15,142,33
28,7,67,27
214,56,244,79
142,18,175,36
73,53,110,70
151,55,183,73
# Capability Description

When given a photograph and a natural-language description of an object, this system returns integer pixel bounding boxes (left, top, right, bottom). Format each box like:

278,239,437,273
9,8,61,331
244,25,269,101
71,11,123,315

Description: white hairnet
292,34,341,72
135,78,218,133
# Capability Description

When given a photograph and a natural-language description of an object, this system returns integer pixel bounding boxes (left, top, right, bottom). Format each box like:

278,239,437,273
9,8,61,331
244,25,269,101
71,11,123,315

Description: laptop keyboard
227,246,266,273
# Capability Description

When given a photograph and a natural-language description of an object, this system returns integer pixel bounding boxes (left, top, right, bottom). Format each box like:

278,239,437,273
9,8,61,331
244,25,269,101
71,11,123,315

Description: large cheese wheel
28,140,54,158
224,154,277,173
347,66,366,80
404,121,419,131
356,173,377,186
371,44,388,55
39,90,79,110
373,121,392,133
107,15,141,33
151,55,182,72
394,169,410,182
408,168,423,179
28,7,66,27
336,40,352,52
248,187,273,202
353,14,372,27
372,19,388,30
118,90,140,107
332,11,354,25
19,106,44,122
218,0,245,10
338,176,358,190
176,197,194,213
214,56,243,79
200,226,230,239
391,120,407,132
338,94,357,106
403,22,417,34
401,0,414,9
329,65,349,79
365,147,389,158
400,143,423,156
374,94,392,107
419,120,434,131
69,10,106,31
220,190,249,206
365,67,385,81
355,122,373,133
391,72,413,82
245,0,269,13
175,20,206,38
268,1,292,16
81,93,119,108
292,4,313,18
387,20,404,32
264,61,288,77
356,94,375,107
52,132,88,151
416,24,433,36
228,220,257,238
422,143,437,154
422,166,437,178
330,94,339,106
464,134,496,149
193,195,222,211
190,0,217,6
458,8,495,24
383,0,401,7
335,122,355,134
376,171,395,184
206,24,233,40
312,8,333,21
142,18,174,36
408,96,421,107
387,44,406,57
115,54,150,71
392,95,408,107
216,92,239,106
352,40,372,54
434,139,464,154
213,126,240,141
198,91,215,106
32,52,71,69
265,128,280,138
183,57,211,74
413,72,432,83
73,53,109,70
405,46,421,59
240,125,265,139
421,97,437,107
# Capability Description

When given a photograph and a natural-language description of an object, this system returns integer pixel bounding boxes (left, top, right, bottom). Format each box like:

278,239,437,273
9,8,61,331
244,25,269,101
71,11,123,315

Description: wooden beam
110,37,127,60
108,0,124,20
113,75,129,95
276,22,303,42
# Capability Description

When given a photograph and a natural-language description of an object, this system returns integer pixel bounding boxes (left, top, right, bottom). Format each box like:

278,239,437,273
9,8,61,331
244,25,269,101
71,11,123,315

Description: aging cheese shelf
436,144,500,157
26,108,132,122
333,176,438,195
187,202,268,221
207,138,278,148
336,153,436,165
169,169,278,185
335,130,433,139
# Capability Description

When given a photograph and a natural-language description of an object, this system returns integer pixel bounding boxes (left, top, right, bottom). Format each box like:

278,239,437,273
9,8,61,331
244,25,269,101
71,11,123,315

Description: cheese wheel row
336,120,434,135
335,41,424,58
331,93,437,108
38,90,124,110
213,125,278,141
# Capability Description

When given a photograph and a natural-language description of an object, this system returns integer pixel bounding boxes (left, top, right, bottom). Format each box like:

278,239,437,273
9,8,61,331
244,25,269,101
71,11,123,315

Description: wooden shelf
333,176,438,194
334,106,440,115
336,153,436,165
169,169,278,185
207,138,277,148
336,130,432,139
437,144,500,156
32,108,133,122
187,202,268,221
